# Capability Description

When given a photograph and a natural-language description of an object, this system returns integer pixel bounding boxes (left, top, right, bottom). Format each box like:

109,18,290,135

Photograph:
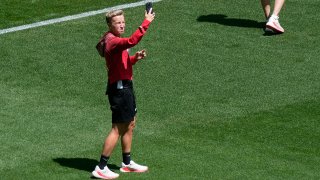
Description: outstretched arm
110,10,156,51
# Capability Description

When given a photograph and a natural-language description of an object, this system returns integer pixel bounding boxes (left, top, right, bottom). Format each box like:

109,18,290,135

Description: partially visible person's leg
272,0,285,16
261,0,271,19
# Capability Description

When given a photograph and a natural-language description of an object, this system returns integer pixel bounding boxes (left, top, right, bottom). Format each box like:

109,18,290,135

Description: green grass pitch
1,0,320,179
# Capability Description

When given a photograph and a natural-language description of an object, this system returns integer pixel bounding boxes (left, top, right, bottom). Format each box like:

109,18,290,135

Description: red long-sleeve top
103,19,151,84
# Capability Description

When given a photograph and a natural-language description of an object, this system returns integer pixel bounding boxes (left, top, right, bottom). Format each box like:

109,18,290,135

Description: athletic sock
98,155,109,169
122,152,131,165
270,14,279,21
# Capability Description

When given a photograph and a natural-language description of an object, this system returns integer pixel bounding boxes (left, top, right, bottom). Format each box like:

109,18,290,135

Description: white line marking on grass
0,0,161,35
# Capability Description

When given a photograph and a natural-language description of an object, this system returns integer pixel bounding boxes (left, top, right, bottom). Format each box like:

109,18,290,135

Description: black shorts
107,80,137,123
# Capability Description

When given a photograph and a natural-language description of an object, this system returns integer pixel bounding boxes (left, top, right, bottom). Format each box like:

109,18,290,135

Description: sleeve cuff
141,19,151,31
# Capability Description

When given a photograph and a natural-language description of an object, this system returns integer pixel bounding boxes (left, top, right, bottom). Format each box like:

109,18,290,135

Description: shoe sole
266,24,284,33
120,167,148,173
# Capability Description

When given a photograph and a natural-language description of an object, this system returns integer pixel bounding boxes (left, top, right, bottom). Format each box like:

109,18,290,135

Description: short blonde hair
106,10,124,24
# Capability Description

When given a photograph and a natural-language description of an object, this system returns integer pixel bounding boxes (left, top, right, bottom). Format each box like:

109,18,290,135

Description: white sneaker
120,160,148,173
92,165,119,179
265,15,284,33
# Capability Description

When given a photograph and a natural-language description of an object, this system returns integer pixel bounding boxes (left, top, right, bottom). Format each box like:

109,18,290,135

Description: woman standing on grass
92,8,155,180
